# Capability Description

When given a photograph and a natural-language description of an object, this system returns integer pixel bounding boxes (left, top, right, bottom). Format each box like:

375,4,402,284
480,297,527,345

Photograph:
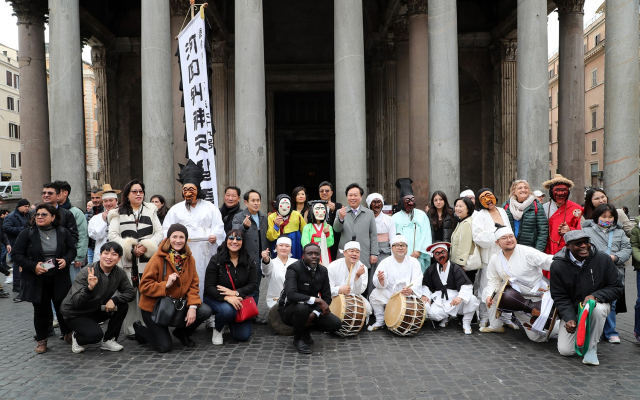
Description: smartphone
42,259,56,270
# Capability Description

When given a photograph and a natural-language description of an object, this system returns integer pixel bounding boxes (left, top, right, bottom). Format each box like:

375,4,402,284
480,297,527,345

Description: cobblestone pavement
0,267,638,400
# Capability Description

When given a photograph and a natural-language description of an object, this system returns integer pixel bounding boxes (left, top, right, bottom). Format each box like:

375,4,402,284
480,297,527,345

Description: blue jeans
203,297,252,342
635,271,640,336
603,299,618,339
69,264,82,281
86,248,94,264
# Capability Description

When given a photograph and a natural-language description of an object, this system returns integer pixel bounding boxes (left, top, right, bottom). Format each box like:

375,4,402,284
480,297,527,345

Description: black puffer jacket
550,246,623,323
430,213,456,242
502,199,548,252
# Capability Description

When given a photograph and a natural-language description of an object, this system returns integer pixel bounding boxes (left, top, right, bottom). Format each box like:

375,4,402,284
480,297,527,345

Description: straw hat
95,183,122,197
542,174,574,190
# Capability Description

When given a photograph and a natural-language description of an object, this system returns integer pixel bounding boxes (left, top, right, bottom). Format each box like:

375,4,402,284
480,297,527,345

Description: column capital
406,0,428,15
555,0,585,14
501,40,517,62
390,18,409,42
91,46,107,69
8,0,48,26
170,0,189,16
212,41,228,64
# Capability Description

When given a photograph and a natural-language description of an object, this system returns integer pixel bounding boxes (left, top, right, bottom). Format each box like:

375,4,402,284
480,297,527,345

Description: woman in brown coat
134,224,212,352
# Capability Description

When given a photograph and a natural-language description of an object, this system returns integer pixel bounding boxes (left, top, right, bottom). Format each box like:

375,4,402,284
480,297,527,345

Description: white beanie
366,193,383,208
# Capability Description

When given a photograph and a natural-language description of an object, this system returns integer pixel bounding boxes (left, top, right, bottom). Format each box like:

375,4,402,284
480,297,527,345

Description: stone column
235,0,267,206
170,0,188,203
91,46,110,186
407,0,429,206
368,45,384,194
382,41,397,202
49,0,85,206
516,0,548,194
226,44,236,186
493,41,518,203
334,0,367,204
428,0,459,201
391,18,410,182
604,0,640,212
211,41,228,198
556,0,585,199
141,0,174,204
9,0,50,203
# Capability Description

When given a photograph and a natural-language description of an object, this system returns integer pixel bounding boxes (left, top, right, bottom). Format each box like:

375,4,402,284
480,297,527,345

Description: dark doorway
274,91,335,200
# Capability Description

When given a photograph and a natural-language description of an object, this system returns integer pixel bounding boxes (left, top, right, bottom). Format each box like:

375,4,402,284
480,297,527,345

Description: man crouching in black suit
279,243,341,354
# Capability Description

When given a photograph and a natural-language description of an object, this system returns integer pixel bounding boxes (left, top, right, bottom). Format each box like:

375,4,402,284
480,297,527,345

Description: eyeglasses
319,189,331,193
130,190,144,194
392,244,407,249
41,191,55,196
228,236,243,241
35,213,50,218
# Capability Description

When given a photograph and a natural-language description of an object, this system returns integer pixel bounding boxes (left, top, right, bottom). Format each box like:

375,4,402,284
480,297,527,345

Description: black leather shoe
302,331,314,345
132,321,148,344
295,339,313,354
252,316,268,325
173,331,195,347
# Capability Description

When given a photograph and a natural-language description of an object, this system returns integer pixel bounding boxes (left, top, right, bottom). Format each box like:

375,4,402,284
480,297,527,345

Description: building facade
7,0,640,213
0,44,22,183
549,3,639,197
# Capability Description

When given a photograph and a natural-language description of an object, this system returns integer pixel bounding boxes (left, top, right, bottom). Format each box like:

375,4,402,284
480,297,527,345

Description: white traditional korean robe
327,258,371,315
261,256,296,308
392,210,432,272
483,245,555,341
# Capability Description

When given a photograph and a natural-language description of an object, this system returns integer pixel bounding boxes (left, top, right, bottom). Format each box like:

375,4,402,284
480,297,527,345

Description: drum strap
530,291,555,334
500,252,541,294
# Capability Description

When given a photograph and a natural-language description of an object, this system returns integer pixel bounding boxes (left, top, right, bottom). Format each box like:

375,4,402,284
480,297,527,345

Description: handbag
465,243,482,271
151,261,188,327
225,263,259,322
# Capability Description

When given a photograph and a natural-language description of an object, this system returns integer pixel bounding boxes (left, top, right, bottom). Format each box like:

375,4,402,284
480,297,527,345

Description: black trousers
137,304,212,353
65,304,129,345
32,275,70,340
281,303,342,337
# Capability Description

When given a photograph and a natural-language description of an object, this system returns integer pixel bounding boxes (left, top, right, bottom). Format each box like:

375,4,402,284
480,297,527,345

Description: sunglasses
130,190,144,194
571,239,590,247
41,191,55,196
228,236,243,241
35,213,51,218
319,189,331,193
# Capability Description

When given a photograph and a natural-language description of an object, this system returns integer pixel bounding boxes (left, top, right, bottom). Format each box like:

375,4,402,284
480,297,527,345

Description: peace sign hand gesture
87,267,98,290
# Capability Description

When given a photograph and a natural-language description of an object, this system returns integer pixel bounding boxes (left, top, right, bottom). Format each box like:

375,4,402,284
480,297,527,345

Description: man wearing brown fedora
88,184,121,258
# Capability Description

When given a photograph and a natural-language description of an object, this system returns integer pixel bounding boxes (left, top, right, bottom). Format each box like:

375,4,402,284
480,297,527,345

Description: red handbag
225,263,259,322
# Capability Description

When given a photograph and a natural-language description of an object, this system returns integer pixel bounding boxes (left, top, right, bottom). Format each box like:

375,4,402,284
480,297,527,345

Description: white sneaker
205,315,216,328
71,333,85,354
100,339,124,352
212,329,224,345
463,325,472,335
4,276,12,284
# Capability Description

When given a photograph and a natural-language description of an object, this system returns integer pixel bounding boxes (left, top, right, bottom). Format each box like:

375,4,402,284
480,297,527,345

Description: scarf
220,203,240,223
508,195,535,221
168,248,188,273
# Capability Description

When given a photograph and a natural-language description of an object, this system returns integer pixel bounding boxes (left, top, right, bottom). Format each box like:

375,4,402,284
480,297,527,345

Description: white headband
494,226,514,241
366,193,383,208
390,235,408,246
276,237,292,246
460,189,474,198
102,192,118,200
430,244,448,253
344,241,360,251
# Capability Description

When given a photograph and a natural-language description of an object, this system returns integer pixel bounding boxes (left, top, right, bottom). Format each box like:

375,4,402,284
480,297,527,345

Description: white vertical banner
178,14,218,206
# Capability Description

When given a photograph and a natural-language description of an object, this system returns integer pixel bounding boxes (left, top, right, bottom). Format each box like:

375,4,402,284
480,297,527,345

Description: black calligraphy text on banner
178,15,218,206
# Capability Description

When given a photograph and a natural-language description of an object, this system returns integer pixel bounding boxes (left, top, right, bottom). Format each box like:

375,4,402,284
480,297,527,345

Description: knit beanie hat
167,223,189,241
17,199,30,208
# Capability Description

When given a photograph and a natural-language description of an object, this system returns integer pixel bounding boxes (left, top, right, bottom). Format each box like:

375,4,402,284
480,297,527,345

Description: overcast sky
0,0,605,64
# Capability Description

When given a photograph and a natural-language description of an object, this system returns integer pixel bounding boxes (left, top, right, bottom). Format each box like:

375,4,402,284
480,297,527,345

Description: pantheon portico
8,0,639,212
